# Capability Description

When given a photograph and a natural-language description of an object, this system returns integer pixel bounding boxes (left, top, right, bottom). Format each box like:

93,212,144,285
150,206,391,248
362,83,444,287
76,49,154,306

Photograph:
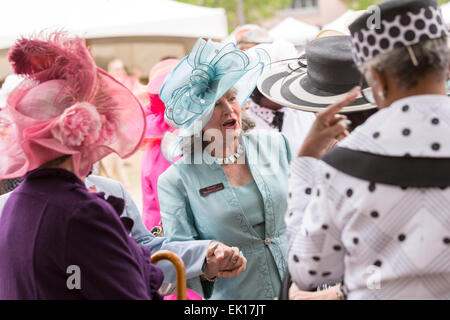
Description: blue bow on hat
159,38,268,138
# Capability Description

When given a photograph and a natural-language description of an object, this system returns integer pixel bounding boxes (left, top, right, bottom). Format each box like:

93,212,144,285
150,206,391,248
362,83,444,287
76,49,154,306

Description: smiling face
203,88,242,145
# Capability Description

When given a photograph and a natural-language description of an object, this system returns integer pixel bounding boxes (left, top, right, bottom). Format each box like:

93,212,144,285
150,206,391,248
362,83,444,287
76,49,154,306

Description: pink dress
141,96,172,229
141,94,202,301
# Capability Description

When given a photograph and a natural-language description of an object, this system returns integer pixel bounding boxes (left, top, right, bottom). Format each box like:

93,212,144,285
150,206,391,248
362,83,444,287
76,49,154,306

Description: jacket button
264,237,271,245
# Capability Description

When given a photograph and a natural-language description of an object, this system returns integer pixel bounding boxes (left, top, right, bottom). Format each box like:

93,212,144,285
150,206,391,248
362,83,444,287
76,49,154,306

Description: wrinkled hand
288,283,341,300
298,87,360,159
203,241,247,279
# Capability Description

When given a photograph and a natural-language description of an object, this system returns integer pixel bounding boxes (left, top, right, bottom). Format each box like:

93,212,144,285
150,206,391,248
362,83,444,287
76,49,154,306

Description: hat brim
257,64,377,113
0,69,146,179
95,68,146,159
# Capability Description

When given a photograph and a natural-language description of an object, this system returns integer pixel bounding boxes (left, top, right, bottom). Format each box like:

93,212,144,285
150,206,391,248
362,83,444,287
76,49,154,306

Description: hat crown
348,0,447,65
349,0,438,33
306,36,360,90
160,38,266,136
256,35,376,113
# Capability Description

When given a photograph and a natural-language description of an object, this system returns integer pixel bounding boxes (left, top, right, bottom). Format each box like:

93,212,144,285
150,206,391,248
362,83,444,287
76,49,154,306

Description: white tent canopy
0,0,228,50
441,2,450,25
322,10,358,35
323,4,450,34
268,17,320,46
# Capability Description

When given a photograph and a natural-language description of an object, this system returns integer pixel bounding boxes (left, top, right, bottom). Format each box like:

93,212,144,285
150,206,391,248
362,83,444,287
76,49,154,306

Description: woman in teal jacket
157,38,291,300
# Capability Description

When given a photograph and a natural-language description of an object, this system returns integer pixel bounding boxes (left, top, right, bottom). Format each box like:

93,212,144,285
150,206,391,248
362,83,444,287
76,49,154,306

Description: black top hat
349,0,448,65
257,35,376,113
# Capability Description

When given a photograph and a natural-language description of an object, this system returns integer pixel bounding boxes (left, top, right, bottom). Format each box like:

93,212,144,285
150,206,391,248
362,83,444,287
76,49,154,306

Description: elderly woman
0,33,164,299
257,33,379,300
286,0,450,299
157,38,291,300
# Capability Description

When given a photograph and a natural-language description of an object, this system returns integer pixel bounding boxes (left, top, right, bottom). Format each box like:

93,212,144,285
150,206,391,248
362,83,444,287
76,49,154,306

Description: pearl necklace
212,143,245,165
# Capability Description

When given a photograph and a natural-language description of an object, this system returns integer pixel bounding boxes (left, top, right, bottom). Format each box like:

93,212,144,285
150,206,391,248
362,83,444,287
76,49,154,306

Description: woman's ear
368,67,388,100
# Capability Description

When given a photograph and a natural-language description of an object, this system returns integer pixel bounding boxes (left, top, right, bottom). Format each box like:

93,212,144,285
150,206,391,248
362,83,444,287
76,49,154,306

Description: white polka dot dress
286,95,450,299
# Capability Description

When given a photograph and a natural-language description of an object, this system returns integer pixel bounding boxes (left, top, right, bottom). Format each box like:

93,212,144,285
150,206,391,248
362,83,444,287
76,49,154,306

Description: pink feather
8,32,97,103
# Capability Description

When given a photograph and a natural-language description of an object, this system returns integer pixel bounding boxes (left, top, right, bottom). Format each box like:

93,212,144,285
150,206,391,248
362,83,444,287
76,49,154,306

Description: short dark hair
250,87,264,105
40,155,71,168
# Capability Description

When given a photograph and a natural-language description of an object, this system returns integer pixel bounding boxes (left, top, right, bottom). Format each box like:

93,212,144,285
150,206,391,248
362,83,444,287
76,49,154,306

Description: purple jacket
0,168,163,299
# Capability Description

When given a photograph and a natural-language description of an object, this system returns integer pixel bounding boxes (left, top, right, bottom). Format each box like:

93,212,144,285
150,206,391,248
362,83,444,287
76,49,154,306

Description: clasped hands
202,241,247,280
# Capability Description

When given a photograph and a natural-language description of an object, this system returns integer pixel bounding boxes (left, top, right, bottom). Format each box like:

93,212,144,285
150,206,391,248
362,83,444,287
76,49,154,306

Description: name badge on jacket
199,183,224,197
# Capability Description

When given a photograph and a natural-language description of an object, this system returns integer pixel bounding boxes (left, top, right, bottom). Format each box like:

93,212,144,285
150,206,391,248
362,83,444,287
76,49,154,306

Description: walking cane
151,250,187,300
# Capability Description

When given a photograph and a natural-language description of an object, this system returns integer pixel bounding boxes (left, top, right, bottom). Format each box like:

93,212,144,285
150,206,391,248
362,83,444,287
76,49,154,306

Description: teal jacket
158,131,291,300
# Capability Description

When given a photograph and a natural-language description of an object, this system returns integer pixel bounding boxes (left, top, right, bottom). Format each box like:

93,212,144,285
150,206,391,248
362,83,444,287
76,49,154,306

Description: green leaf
175,0,450,33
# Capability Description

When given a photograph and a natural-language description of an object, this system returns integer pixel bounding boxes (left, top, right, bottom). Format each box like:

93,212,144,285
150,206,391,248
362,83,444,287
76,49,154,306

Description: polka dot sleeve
285,156,318,240
286,157,345,290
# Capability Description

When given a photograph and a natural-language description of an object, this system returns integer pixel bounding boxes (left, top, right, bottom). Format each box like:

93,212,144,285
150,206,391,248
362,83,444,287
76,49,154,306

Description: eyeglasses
359,75,376,104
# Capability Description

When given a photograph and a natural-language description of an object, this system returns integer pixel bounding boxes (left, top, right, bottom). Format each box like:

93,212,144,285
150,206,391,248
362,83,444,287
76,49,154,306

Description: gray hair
181,87,252,155
181,114,254,156
359,38,449,90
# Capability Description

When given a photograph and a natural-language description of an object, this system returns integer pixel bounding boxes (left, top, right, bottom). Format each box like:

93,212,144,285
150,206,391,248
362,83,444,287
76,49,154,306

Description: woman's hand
298,87,361,159
288,283,343,300
203,241,247,279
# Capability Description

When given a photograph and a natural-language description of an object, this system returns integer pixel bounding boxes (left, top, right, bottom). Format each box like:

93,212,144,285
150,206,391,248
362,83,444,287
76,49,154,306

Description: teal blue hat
159,38,268,138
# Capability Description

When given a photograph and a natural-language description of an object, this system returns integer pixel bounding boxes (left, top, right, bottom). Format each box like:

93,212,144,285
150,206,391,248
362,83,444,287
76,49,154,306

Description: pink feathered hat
141,58,179,150
147,58,179,114
0,32,145,179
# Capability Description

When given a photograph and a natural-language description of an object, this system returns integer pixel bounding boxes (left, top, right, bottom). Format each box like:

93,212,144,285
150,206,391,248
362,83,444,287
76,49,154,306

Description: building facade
263,0,347,29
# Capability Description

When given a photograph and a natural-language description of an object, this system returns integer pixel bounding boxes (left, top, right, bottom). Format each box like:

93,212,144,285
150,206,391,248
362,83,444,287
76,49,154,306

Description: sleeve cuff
186,276,215,299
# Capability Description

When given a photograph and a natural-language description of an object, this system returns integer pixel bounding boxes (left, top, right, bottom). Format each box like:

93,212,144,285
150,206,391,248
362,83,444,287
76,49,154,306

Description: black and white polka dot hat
349,0,448,65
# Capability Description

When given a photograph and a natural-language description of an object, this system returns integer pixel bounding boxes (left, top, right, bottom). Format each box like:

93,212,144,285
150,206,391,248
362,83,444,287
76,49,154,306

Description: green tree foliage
343,0,381,10
176,0,450,32
175,0,292,31
344,0,449,10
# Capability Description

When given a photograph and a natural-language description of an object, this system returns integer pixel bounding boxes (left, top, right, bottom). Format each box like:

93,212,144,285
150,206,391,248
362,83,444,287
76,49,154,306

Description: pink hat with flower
0,32,146,179
140,58,179,150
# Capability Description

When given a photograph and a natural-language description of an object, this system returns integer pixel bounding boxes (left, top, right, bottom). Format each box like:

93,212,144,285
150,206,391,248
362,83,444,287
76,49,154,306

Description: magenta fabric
141,60,202,300
141,129,171,229
141,93,173,229
163,290,202,300
141,110,202,301
144,94,172,137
